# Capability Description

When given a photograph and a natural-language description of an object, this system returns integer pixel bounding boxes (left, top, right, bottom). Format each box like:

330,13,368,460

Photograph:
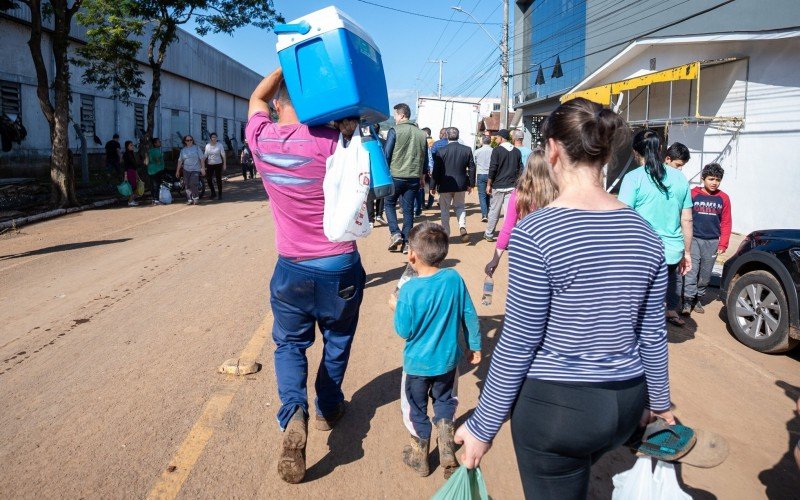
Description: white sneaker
186,199,193,205
128,201,139,206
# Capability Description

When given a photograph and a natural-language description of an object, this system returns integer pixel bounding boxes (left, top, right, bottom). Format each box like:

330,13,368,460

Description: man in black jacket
432,127,475,242
484,129,522,242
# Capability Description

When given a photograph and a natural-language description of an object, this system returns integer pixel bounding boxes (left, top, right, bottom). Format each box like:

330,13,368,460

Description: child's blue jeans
270,254,365,430
401,368,458,440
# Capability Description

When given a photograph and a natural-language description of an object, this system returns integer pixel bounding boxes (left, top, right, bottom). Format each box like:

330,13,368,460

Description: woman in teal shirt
618,129,693,326
148,138,165,205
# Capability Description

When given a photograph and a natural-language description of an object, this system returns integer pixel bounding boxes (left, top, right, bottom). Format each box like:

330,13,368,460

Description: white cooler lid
275,6,380,54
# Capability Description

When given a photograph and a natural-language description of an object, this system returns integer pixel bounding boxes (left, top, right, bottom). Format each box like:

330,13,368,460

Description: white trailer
416,97,481,151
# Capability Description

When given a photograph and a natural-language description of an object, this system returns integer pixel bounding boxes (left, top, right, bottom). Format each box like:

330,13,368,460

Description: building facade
0,5,261,176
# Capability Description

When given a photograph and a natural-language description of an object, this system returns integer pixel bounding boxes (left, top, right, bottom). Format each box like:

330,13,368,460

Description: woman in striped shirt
455,98,675,499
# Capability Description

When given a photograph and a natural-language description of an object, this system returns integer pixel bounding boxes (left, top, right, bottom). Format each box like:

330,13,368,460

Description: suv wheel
726,270,798,353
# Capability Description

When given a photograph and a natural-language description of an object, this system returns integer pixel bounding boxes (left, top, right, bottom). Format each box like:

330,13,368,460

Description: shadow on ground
0,238,131,260
758,380,800,498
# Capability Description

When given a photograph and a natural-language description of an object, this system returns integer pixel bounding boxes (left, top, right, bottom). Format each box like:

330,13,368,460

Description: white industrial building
0,5,261,175
560,29,800,234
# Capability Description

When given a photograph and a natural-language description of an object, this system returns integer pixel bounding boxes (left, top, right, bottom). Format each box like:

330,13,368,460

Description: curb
0,198,119,231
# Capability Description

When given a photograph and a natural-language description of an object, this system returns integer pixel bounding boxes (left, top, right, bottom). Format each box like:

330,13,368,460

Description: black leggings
149,170,164,200
510,376,646,500
206,163,223,197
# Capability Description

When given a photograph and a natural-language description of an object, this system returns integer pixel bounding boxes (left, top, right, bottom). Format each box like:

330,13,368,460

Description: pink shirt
497,190,519,250
246,111,356,259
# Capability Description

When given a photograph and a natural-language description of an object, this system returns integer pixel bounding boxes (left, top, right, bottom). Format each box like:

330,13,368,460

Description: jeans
476,174,490,218
366,191,385,223
438,191,467,235
183,171,201,200
149,170,164,200
414,174,435,214
511,377,646,500
485,189,513,237
666,263,682,311
385,177,421,242
684,237,718,301
270,254,366,430
206,163,223,198
401,368,458,440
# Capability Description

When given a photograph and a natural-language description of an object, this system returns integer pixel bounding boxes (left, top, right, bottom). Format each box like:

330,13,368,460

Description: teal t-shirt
517,146,532,170
618,165,692,265
394,268,481,376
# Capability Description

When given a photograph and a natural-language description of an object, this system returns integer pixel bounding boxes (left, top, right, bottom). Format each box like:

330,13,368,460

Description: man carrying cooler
246,68,366,484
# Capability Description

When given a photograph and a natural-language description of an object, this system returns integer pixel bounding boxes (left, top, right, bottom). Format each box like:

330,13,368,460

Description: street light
451,4,509,129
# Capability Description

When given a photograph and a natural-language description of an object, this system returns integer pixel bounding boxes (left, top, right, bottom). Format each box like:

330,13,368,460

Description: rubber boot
402,435,430,477
436,419,458,479
277,408,307,484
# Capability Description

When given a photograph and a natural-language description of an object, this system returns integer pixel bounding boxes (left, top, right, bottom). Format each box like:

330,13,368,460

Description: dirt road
0,178,798,499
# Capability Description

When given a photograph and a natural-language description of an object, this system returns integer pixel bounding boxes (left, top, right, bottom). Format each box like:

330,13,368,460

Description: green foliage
77,0,284,107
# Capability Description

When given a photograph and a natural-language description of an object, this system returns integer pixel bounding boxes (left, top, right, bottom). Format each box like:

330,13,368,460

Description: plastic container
481,276,494,306
275,6,390,126
393,263,418,299
361,125,394,199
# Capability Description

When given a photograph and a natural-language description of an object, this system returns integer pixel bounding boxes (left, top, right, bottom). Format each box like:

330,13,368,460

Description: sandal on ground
637,419,696,461
666,314,685,327
677,428,729,468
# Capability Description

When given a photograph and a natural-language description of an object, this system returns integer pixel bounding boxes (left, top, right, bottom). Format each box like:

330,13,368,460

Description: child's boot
402,435,430,477
436,419,458,479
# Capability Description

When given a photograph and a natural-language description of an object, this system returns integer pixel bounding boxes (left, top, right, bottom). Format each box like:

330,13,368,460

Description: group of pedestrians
245,65,735,498
105,131,256,206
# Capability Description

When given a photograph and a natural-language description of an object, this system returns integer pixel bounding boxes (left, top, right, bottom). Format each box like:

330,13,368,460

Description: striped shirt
466,207,670,443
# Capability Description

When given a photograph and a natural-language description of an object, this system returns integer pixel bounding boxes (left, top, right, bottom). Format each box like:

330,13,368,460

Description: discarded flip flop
637,420,697,461
675,428,729,468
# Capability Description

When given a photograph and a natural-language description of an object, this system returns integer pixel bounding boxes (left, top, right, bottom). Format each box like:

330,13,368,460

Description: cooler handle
274,21,311,35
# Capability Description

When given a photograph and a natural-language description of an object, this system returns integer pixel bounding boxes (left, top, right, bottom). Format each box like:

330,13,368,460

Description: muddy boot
402,435,430,477
277,408,307,484
436,419,458,479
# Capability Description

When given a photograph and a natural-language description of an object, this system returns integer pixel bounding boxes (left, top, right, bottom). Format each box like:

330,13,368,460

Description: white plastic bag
612,456,654,500
159,184,173,205
323,133,371,242
653,461,691,500
612,457,691,500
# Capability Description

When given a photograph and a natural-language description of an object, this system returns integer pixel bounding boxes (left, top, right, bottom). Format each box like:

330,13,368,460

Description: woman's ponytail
632,129,668,194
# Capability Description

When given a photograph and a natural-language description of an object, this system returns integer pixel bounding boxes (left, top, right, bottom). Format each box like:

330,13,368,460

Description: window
492,103,501,111
134,103,145,135
200,114,208,140
240,122,245,142
0,81,21,117
223,118,229,139
80,94,95,136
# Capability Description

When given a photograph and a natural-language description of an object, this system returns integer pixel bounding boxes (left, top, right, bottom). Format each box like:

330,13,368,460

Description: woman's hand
454,424,492,469
484,255,500,277
640,408,677,427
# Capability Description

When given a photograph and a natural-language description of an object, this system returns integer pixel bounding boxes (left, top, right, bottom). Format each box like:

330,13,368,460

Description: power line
354,0,501,25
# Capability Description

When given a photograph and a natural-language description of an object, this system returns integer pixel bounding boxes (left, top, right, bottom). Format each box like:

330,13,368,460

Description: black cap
496,129,510,141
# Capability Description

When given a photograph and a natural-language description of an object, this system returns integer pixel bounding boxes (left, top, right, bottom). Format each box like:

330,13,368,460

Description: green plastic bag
431,466,490,500
117,180,132,197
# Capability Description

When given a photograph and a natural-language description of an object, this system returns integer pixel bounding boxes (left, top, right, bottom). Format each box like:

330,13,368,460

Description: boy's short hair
408,222,449,266
665,142,690,162
702,162,724,180
393,103,411,119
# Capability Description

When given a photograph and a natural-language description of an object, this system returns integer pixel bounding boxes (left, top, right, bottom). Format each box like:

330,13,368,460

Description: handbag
322,132,371,242
136,177,146,196
159,184,173,205
117,180,132,197
612,456,691,500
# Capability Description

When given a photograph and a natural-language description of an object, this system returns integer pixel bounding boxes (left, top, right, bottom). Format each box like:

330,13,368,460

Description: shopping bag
117,180,132,197
652,461,691,499
431,466,489,500
323,133,371,242
612,456,654,500
136,177,146,196
159,184,172,205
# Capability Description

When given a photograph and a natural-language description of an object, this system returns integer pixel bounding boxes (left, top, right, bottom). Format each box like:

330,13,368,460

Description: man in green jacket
384,103,429,254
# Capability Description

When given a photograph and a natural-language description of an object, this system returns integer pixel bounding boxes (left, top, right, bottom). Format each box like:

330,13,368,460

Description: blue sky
186,0,509,116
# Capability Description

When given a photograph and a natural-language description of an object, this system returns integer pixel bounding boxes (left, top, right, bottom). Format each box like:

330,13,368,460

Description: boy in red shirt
682,163,731,315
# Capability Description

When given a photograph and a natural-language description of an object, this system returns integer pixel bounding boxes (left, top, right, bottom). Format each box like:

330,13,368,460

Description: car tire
726,270,798,353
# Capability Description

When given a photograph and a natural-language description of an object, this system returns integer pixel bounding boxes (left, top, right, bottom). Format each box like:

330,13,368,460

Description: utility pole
428,59,447,99
500,0,509,129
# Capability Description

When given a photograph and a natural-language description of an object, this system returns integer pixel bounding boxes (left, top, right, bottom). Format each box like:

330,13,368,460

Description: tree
77,0,283,159
3,0,82,206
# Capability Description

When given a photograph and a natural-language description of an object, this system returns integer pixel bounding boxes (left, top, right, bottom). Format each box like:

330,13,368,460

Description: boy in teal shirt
148,138,166,205
390,222,481,479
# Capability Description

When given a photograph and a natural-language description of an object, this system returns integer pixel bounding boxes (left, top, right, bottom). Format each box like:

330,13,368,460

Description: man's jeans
484,189,513,237
438,191,467,235
385,177,421,242
476,174,490,218
270,255,366,430
684,237,719,301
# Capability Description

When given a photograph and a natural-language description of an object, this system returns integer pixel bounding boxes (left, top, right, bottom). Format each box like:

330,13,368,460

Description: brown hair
515,149,559,219
408,222,449,266
540,97,628,165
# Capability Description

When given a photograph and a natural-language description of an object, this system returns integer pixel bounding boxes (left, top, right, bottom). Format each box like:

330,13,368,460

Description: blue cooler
361,125,394,199
275,6,390,126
